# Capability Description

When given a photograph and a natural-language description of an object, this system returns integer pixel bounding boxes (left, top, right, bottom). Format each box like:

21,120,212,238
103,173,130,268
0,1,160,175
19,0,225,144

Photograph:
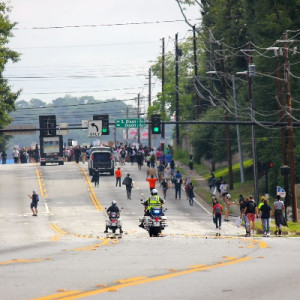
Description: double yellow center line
81,167,104,211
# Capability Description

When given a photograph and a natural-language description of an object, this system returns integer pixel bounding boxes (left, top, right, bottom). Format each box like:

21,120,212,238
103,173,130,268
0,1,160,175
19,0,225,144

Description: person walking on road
213,200,223,230
92,168,100,187
260,199,272,237
174,175,183,199
123,173,133,199
186,182,195,206
28,189,39,216
1,151,7,164
273,195,285,236
146,174,158,193
74,146,81,164
12,147,19,164
160,178,169,199
115,167,122,187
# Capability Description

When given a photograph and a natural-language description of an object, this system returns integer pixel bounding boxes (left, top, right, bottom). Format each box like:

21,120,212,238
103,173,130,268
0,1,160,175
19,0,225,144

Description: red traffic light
269,162,273,168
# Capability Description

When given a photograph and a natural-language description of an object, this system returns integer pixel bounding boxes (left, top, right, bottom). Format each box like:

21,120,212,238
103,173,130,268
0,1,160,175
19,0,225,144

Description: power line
14,19,201,30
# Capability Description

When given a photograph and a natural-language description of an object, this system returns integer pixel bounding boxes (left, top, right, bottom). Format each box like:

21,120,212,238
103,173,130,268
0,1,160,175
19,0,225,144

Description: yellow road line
72,239,109,251
39,257,252,300
32,290,81,300
81,167,104,211
49,223,68,236
36,168,45,198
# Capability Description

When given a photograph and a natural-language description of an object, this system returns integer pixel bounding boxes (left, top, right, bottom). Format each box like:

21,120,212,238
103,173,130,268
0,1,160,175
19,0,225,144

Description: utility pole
175,33,180,146
161,37,165,152
219,43,233,190
232,75,244,183
283,31,298,222
209,30,214,102
148,68,152,148
114,126,117,147
247,43,259,203
126,106,129,144
275,51,287,165
137,93,140,145
193,25,199,119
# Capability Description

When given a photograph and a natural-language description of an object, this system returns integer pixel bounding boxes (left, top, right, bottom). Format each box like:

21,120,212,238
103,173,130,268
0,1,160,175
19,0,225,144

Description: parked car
88,146,114,176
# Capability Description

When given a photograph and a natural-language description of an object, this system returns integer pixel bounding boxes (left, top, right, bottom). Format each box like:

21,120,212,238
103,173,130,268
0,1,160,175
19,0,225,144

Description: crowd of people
211,178,287,237
0,146,40,164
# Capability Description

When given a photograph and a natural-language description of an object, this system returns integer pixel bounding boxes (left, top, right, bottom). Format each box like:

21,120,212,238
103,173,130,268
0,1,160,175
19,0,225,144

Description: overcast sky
4,0,200,108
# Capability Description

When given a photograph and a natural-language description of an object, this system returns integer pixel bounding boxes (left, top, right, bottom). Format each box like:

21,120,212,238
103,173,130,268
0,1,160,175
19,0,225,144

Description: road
0,162,300,299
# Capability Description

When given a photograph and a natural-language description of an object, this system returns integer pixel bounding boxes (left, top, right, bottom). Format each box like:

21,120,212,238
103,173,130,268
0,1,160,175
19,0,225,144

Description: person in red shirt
115,167,122,187
213,201,223,230
146,174,158,192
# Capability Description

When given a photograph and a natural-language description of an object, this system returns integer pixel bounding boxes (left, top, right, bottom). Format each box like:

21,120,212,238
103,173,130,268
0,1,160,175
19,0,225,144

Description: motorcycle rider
139,189,164,227
104,200,123,234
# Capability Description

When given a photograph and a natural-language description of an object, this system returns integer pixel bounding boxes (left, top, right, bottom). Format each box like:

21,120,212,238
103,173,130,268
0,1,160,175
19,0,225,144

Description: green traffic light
102,128,108,133
153,127,159,133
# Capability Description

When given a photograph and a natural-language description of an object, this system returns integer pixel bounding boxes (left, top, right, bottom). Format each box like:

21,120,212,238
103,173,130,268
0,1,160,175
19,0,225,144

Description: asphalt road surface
1,161,300,300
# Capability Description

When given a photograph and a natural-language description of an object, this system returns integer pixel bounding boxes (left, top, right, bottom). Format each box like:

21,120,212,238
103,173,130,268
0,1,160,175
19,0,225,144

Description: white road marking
44,202,50,214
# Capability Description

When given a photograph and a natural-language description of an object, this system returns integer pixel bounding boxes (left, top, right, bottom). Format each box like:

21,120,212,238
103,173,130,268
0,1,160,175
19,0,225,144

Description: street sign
277,186,286,198
115,118,145,128
88,120,102,138
59,123,69,135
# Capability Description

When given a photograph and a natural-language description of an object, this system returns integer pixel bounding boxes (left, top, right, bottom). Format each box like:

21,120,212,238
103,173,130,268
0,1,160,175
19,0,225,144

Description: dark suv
88,147,114,176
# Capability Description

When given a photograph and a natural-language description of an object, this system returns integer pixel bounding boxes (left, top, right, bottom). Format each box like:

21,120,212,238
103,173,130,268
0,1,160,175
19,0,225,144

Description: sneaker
245,233,250,237
279,229,282,236
120,230,123,234
32,214,36,216
267,233,270,237
104,230,108,233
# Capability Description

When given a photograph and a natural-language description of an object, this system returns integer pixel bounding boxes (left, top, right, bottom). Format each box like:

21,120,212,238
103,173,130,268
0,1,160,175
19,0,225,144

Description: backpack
248,201,255,213
215,205,221,214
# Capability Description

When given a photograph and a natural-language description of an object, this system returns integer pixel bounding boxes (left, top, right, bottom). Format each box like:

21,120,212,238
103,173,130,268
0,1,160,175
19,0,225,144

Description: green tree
0,3,20,151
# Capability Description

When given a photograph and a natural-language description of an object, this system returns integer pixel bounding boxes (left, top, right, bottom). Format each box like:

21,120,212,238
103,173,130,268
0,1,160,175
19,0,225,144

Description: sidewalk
175,161,240,218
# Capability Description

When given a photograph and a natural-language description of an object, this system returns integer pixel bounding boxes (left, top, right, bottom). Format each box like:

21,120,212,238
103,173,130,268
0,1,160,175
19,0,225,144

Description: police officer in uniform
104,200,123,234
139,189,164,227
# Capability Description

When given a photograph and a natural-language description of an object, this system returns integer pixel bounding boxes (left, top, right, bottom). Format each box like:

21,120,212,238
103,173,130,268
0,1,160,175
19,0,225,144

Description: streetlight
237,63,259,202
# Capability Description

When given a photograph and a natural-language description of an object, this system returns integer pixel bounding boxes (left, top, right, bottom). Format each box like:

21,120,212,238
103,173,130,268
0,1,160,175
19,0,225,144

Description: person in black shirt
123,174,133,199
28,189,39,216
92,168,100,187
260,199,272,237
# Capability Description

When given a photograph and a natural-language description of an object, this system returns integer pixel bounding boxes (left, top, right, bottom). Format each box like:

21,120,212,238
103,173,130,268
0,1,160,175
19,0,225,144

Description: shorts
247,213,255,222
31,202,38,209
222,192,228,197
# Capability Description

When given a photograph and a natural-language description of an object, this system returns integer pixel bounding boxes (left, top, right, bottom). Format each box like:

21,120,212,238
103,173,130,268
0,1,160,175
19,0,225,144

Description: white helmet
112,200,117,206
151,189,158,195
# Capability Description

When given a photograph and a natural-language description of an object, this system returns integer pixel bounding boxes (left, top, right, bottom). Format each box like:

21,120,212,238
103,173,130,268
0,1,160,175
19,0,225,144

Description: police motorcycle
104,200,123,234
139,190,167,237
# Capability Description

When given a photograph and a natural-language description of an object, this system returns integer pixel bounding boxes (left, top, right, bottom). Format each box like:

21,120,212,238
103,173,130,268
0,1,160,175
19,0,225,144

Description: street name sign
115,118,145,128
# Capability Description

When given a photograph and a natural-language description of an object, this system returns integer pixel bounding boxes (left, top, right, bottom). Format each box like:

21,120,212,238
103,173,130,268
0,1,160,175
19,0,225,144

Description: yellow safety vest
146,196,162,211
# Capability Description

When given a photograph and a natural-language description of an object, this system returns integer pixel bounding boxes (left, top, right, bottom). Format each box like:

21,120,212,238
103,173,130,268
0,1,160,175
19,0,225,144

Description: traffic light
39,115,56,137
261,161,274,170
151,114,161,134
93,114,109,135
